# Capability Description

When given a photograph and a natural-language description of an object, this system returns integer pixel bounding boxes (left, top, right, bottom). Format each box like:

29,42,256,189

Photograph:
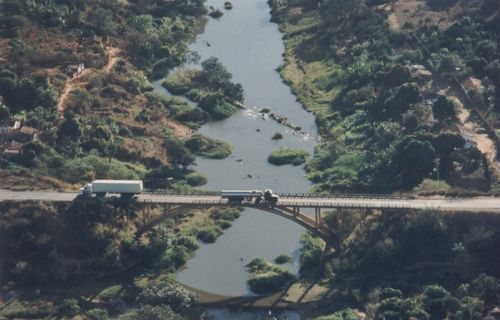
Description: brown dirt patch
388,0,469,31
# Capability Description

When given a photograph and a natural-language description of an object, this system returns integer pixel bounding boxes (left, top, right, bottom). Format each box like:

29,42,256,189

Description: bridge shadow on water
180,278,331,310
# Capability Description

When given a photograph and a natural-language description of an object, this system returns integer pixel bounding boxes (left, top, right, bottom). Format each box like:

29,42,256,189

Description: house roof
463,77,484,91
411,69,432,78
19,126,38,135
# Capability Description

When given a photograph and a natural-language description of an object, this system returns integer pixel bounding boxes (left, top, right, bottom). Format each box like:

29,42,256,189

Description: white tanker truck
79,180,143,199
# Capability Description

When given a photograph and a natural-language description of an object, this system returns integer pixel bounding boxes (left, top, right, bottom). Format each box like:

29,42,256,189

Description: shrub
210,207,241,221
197,226,222,243
185,172,208,186
121,305,183,320
176,236,199,251
209,9,224,18
300,233,325,271
184,134,232,159
275,254,293,264
59,298,80,317
246,257,294,294
86,308,109,320
97,285,123,301
268,148,309,166
138,280,194,314
248,271,294,294
272,132,283,140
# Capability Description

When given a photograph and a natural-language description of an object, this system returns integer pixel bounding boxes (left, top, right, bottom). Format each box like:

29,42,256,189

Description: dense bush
138,280,193,314
184,134,232,159
185,172,208,186
196,226,222,243
275,254,293,264
268,148,309,166
245,257,295,294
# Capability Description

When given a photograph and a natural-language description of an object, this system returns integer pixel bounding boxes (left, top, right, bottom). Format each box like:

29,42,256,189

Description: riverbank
270,0,498,195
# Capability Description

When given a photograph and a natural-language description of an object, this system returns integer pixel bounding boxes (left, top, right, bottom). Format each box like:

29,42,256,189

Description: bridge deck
0,190,499,211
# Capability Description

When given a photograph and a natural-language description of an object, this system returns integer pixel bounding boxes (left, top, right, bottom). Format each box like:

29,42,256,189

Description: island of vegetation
268,148,310,166
163,57,244,120
245,257,295,294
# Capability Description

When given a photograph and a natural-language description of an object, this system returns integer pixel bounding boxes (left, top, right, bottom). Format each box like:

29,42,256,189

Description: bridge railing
144,190,219,196
277,201,433,209
277,192,413,200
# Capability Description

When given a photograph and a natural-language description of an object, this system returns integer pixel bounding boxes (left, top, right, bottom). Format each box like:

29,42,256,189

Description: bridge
1,189,500,244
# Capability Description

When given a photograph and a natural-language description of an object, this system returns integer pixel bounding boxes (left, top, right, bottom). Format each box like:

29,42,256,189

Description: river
154,0,318,304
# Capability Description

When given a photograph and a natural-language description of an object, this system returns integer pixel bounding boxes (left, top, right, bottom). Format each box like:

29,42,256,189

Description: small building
91,35,104,46
17,126,38,142
0,120,20,142
483,307,500,320
65,63,85,78
409,64,433,83
2,140,23,159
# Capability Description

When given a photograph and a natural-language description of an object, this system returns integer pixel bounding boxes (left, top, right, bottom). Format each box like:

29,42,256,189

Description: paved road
1,189,500,212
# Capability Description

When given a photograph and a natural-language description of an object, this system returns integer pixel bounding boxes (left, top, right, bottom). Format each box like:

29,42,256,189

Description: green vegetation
245,257,295,294
269,1,500,318
0,199,233,318
313,309,360,320
268,148,309,166
185,172,208,186
310,208,500,318
184,134,233,159
274,254,293,264
299,233,325,272
162,57,244,119
272,132,284,140
0,0,223,193
272,0,499,193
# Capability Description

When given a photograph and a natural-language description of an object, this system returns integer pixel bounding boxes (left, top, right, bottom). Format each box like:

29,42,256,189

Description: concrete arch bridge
2,189,500,245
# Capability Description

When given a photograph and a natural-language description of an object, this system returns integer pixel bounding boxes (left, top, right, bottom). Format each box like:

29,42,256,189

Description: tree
59,298,81,317
432,95,456,123
321,0,366,34
476,40,497,62
470,274,500,307
395,138,436,189
138,281,194,314
58,112,82,141
201,57,231,89
122,305,183,320
164,137,195,168
485,60,500,86
0,104,10,122
89,8,115,35
12,79,38,111
433,132,465,154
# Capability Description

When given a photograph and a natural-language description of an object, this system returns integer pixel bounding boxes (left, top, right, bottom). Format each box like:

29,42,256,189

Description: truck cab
79,183,94,198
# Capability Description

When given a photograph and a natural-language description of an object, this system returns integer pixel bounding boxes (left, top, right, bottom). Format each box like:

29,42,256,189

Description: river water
155,0,318,299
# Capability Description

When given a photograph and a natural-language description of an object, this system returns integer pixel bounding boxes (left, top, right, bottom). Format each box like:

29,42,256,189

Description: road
1,190,500,212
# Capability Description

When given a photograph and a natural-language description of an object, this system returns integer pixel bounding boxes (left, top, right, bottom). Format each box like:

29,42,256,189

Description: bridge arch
134,203,333,245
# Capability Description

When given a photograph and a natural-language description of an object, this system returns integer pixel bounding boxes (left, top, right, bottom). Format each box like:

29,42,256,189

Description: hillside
0,0,217,191
272,0,500,196
270,0,500,318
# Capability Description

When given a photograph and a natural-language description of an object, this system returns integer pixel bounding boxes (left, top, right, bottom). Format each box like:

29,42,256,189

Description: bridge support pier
315,207,322,229
360,208,369,229
292,207,299,217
